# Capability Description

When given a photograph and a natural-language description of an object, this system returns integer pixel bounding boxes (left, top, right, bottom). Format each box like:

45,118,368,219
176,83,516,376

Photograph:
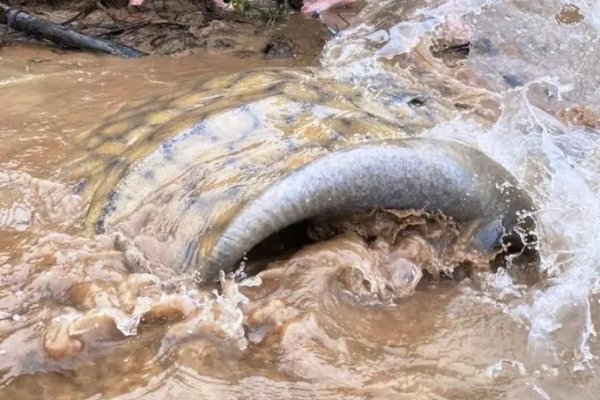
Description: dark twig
61,0,97,26
336,12,350,28
96,20,149,37
94,0,120,24
61,11,85,26
61,1,97,26
0,2,146,57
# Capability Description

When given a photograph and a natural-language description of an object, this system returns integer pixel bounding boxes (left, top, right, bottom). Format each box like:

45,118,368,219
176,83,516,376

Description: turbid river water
2,0,600,399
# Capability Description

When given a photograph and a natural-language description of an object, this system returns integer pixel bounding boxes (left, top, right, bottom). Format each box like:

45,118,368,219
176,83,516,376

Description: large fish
62,68,537,283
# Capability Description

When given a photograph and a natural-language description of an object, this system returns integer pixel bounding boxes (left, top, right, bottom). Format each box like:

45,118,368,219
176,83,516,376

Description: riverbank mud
1,0,360,58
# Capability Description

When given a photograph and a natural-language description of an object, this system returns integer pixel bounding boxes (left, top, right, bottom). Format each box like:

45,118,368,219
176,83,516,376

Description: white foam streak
321,0,600,371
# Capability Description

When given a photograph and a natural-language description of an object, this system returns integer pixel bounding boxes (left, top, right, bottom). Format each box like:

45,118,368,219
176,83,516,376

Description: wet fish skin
62,68,536,283
195,139,536,283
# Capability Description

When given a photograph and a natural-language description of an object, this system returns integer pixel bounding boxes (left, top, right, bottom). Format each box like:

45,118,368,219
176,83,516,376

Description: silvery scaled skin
198,139,535,283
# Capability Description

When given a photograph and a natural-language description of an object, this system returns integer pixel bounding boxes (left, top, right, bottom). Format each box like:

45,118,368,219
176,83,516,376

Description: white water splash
322,0,600,375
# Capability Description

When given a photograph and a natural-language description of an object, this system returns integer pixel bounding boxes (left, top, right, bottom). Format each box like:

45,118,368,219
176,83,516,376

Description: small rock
555,4,584,25
264,35,297,59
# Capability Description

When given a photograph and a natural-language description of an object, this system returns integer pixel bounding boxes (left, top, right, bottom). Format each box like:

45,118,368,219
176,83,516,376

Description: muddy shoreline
0,0,345,59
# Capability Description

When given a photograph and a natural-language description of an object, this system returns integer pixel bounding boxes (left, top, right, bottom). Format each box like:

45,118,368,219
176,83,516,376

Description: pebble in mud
264,35,298,59
555,4,584,25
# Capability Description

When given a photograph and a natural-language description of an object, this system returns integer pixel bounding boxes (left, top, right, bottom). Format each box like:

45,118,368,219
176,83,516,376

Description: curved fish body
62,68,536,283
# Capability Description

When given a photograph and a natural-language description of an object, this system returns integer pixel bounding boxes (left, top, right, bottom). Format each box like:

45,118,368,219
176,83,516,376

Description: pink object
128,0,145,5
301,0,356,14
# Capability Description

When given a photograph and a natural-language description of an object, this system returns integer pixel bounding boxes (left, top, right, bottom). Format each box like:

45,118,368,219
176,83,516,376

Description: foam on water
322,0,600,374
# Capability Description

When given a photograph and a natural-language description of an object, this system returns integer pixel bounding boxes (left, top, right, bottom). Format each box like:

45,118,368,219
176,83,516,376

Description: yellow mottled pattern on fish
61,67,456,273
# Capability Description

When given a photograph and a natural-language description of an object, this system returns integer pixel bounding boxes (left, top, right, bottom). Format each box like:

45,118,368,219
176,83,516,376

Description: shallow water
2,1,600,399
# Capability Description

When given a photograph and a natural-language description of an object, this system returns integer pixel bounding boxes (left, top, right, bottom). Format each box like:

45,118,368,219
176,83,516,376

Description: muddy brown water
0,44,495,397
3,1,600,399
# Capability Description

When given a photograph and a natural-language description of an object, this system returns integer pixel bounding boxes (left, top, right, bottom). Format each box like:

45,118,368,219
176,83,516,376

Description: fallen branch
0,2,146,57
96,20,149,37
